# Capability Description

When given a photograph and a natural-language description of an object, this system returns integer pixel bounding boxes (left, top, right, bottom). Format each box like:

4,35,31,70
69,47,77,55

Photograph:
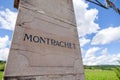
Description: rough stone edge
14,0,20,9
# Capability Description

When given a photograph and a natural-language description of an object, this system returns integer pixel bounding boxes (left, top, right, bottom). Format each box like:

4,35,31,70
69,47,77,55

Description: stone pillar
4,0,85,80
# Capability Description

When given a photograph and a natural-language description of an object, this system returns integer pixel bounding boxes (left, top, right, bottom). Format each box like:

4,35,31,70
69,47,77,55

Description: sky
0,0,120,65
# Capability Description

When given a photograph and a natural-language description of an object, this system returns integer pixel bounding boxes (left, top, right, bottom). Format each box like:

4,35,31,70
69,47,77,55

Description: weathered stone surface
4,0,85,80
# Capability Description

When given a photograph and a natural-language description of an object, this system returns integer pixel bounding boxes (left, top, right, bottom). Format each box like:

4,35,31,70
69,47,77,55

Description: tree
114,60,120,80
86,0,120,14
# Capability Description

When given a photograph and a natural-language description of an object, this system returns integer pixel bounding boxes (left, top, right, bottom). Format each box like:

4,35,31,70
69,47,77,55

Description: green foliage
0,61,5,71
114,67,120,79
0,61,5,80
114,61,120,80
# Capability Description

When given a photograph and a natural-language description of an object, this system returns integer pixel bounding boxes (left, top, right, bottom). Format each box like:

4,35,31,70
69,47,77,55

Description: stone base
4,74,84,80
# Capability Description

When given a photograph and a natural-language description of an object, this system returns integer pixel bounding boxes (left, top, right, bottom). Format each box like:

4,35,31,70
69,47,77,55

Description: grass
85,69,119,80
0,71,3,80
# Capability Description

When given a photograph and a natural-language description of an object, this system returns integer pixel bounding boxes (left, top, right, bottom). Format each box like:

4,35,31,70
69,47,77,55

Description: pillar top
14,0,20,9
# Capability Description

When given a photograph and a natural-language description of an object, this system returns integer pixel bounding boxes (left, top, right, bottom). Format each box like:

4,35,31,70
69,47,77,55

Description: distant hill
84,65,120,70
0,60,6,63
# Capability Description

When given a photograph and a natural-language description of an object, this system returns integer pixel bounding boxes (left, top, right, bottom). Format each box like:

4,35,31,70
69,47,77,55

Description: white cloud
83,47,100,65
0,35,10,48
92,27,120,45
73,0,120,65
73,0,100,37
0,48,9,61
0,35,10,61
83,48,120,65
0,8,17,30
80,37,90,47
85,47,100,58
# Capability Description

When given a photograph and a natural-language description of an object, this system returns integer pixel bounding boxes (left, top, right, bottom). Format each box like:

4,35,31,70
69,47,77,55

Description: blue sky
0,0,120,65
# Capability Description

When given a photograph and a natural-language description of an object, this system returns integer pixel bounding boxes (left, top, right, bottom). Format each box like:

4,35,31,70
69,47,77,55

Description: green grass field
85,69,119,80
0,71,3,80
